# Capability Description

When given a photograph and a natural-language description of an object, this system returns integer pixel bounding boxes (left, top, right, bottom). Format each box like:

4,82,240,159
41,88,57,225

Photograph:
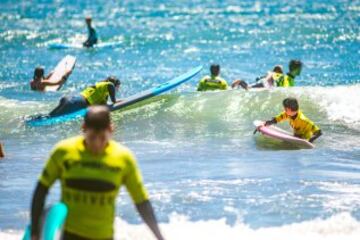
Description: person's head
105,76,121,91
33,67,44,81
282,97,299,117
85,16,92,26
82,106,113,154
210,64,220,77
273,65,283,74
288,60,302,76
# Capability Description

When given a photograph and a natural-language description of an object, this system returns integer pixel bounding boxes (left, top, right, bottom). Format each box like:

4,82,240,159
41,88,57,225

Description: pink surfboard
253,120,314,149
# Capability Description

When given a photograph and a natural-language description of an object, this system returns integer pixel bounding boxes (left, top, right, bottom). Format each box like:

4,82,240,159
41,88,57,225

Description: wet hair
272,65,283,74
283,97,299,111
289,60,302,72
210,64,220,76
104,76,121,87
84,106,111,131
33,67,44,79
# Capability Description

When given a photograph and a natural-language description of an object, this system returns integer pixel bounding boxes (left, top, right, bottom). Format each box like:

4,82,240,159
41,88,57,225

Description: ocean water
0,0,360,239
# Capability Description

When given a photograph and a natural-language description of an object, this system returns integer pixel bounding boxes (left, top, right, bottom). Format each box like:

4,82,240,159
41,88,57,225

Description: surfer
197,64,229,91
232,60,302,90
30,66,72,92
49,76,121,117
83,16,98,47
30,106,166,240
263,97,322,142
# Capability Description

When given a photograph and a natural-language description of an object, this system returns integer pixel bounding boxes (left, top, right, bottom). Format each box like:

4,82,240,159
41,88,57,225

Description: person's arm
31,182,49,240
136,200,165,240
309,129,322,143
107,84,117,104
264,118,277,126
124,151,165,240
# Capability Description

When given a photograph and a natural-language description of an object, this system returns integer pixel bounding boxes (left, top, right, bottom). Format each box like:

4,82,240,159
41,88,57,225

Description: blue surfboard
48,41,122,50
25,66,203,127
23,202,68,240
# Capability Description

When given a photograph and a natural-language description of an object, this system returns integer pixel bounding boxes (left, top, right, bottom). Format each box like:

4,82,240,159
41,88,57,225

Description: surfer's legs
249,82,265,88
231,79,249,90
49,96,87,117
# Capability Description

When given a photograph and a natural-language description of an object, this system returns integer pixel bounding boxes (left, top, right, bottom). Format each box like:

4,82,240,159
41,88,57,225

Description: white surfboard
45,55,76,91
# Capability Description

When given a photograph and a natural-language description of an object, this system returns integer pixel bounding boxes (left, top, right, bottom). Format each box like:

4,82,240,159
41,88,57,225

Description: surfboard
48,41,122,50
25,66,203,127
253,120,315,149
23,202,68,240
45,55,76,91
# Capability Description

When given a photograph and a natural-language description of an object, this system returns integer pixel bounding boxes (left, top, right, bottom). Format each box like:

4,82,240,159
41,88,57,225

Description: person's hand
264,120,272,126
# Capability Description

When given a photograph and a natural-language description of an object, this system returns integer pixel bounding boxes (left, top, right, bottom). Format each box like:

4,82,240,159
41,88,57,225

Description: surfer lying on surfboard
232,60,302,90
49,76,122,117
30,66,72,92
260,97,322,143
83,16,98,47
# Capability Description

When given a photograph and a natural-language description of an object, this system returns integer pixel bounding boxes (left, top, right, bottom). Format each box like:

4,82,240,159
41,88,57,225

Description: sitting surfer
49,76,121,117
83,16,98,47
232,60,302,90
262,97,322,143
30,67,72,92
197,64,229,91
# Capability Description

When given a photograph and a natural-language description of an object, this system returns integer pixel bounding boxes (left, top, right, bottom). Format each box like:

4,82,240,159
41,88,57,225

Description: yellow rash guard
81,82,112,105
275,110,320,140
197,75,228,91
274,74,295,87
39,136,148,239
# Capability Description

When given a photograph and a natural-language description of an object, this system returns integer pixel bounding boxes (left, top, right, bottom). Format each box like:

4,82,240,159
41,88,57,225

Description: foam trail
1,213,359,240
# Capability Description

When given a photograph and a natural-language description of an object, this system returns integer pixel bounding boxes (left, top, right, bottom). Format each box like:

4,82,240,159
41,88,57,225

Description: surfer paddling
232,60,302,90
261,97,322,143
29,106,165,240
49,76,121,117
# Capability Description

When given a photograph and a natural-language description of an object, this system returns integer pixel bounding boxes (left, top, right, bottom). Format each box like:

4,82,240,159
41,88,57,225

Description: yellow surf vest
197,75,228,91
274,74,295,87
81,82,112,105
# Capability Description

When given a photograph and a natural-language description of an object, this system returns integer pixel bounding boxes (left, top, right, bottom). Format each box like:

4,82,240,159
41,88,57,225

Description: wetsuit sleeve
123,151,149,204
107,84,116,103
275,112,288,123
39,145,64,188
31,182,49,238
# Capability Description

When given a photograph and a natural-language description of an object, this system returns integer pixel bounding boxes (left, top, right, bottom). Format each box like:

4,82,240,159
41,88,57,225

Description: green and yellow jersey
274,74,295,87
197,75,228,91
39,136,148,239
81,82,113,105
274,110,320,140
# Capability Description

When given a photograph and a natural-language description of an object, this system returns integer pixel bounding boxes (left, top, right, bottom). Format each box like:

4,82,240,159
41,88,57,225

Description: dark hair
289,60,302,72
84,106,111,131
33,67,44,79
104,76,121,87
283,97,299,111
210,64,220,75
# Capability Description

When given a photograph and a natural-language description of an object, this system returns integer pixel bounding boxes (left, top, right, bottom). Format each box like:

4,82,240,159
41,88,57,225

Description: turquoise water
0,0,360,239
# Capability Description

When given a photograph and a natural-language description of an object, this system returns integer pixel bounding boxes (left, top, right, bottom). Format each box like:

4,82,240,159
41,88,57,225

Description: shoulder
108,141,136,163
200,76,211,83
54,136,83,152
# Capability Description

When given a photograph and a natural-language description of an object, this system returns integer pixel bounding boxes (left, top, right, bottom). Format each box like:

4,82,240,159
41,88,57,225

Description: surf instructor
49,76,121,117
30,106,166,240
